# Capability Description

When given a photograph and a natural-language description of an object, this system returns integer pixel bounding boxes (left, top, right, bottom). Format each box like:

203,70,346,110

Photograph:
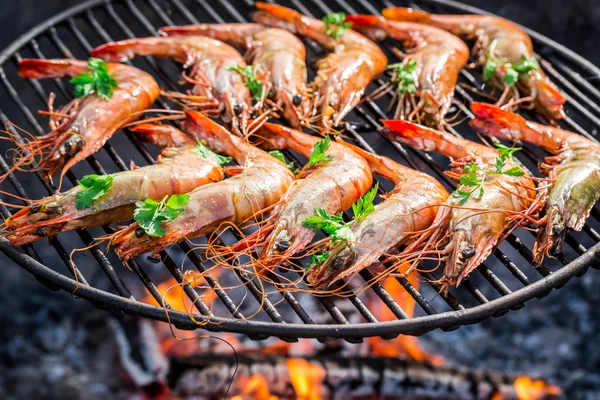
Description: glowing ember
231,374,277,400
286,358,325,400
514,376,561,400
368,272,444,365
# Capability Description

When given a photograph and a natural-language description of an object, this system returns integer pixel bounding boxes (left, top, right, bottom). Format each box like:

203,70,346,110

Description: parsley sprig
269,150,295,170
322,12,351,39
483,40,540,87
134,194,190,237
388,59,418,95
451,145,525,205
192,139,232,166
302,183,379,241
75,174,114,210
306,251,331,270
228,65,265,101
70,58,118,100
307,135,334,168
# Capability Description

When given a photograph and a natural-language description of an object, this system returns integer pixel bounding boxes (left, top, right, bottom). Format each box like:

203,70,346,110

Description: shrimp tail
345,15,388,41
533,205,565,266
530,77,567,120
382,7,432,23
18,58,88,79
253,2,301,33
129,123,194,148
469,102,529,142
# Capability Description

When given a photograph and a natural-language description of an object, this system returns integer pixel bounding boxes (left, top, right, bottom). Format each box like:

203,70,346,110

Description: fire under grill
0,0,599,342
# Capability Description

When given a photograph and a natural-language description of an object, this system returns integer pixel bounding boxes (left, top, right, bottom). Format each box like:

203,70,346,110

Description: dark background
2,0,600,66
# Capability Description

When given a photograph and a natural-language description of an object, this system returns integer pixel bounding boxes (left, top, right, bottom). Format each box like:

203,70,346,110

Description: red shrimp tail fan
18,58,87,79
381,119,442,151
382,7,432,23
469,102,528,142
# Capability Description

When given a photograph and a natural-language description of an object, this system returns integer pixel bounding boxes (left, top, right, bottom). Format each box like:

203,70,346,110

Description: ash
421,268,600,400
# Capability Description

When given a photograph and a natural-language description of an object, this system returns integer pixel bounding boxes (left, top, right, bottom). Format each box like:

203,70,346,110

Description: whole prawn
160,23,310,128
470,102,600,264
346,14,469,128
91,36,264,134
241,123,373,274
6,58,159,184
110,111,294,261
3,123,225,246
384,120,538,291
254,2,387,131
382,7,566,119
307,142,449,288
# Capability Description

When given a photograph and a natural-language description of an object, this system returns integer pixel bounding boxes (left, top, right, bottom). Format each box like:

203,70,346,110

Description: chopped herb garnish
322,12,351,39
306,135,333,168
71,57,118,100
451,145,524,205
483,41,540,87
228,64,265,101
388,60,418,95
134,194,190,237
75,174,114,210
306,251,331,270
352,182,378,221
192,139,232,166
269,150,295,170
302,183,380,242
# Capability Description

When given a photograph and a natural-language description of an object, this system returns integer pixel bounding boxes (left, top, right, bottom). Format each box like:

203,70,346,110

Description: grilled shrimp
346,14,469,127
307,142,448,288
91,36,261,134
160,23,310,128
382,7,566,119
254,2,387,131
3,123,224,246
383,120,537,291
246,123,372,273
7,58,159,183
110,111,294,261
470,102,600,264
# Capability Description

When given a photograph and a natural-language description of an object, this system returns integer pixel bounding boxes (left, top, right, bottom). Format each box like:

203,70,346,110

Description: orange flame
231,374,278,400
368,272,444,365
286,358,326,400
514,376,561,400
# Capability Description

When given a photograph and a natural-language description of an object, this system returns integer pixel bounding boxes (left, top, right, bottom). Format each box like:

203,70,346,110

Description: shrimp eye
292,94,302,106
461,245,476,259
147,254,161,264
551,225,564,236
135,227,146,238
275,239,291,252
233,103,244,115
332,258,345,270
35,227,49,237
29,203,42,213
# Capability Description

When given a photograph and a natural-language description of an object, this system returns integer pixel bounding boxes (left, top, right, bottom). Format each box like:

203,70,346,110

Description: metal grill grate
1,0,600,341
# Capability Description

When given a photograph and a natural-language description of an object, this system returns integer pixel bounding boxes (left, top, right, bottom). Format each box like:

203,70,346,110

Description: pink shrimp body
90,36,257,134
249,123,373,273
307,142,449,288
470,102,600,264
4,124,224,246
254,2,387,131
346,14,469,126
383,119,536,291
382,7,566,119
160,23,310,128
110,111,294,261
15,58,159,182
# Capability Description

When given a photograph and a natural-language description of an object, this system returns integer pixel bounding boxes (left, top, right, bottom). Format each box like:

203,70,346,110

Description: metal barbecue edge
0,0,599,339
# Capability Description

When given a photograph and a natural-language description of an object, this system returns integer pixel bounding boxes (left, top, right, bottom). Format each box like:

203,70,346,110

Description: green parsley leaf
483,60,498,81
228,64,265,101
463,162,480,173
269,150,295,170
322,12,351,39
306,251,331,270
493,143,524,176
388,60,418,95
75,174,114,210
191,139,232,166
451,189,472,206
503,166,525,177
503,68,519,86
134,194,190,237
307,135,333,168
512,55,540,74
495,143,522,161
302,208,354,242
352,182,379,221
458,171,479,187
70,57,118,101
